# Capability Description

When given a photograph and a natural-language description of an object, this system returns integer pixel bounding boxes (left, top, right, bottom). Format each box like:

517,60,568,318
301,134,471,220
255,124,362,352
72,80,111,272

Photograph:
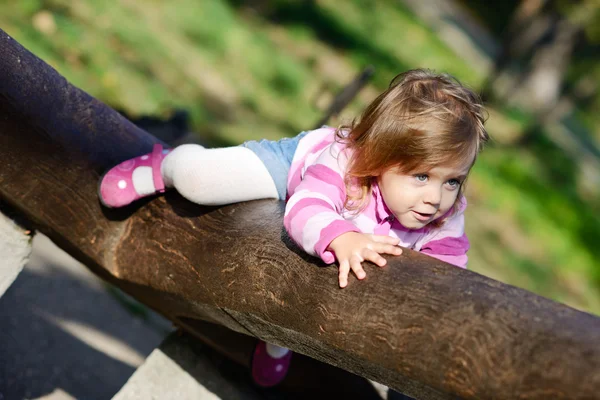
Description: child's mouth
412,211,434,221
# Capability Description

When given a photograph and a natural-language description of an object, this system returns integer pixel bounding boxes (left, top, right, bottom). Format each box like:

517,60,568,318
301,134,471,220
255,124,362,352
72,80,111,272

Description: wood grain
1,28,599,400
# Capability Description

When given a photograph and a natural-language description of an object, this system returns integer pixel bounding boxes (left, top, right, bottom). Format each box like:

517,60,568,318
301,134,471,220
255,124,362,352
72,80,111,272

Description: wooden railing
1,28,599,400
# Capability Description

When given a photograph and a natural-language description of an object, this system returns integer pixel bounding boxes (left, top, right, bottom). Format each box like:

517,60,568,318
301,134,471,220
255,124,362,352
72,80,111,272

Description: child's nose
423,186,442,206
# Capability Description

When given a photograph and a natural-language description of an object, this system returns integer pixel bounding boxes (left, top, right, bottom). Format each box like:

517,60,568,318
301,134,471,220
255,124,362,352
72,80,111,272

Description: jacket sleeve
284,143,359,264
417,198,470,268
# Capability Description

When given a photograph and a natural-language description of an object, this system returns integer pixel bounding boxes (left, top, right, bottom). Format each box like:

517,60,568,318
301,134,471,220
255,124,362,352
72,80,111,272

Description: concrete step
112,332,269,400
0,211,32,298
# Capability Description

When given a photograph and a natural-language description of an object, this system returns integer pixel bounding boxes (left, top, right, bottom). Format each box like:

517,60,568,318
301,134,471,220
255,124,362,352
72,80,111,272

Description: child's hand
327,232,402,288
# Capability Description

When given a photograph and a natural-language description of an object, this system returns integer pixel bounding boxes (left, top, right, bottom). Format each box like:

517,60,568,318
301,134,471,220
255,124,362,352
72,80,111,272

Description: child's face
377,161,471,229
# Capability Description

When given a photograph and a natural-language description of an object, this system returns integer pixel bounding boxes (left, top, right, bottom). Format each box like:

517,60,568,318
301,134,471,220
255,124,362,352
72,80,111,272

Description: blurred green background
2,0,599,314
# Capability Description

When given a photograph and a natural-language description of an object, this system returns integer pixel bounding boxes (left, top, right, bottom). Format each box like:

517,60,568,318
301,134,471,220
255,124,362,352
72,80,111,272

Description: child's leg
252,341,292,387
99,143,279,208
264,343,290,358
161,144,278,205
99,130,307,208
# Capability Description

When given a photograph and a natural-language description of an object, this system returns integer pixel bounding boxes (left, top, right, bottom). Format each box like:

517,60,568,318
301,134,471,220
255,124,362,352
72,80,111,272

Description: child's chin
398,218,428,230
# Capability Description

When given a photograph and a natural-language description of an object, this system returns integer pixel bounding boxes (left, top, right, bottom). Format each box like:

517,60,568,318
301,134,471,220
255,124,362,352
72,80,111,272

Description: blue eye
415,174,428,182
446,179,461,188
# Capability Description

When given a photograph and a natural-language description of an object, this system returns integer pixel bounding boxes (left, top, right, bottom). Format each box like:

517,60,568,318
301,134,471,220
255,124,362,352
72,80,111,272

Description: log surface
1,28,599,400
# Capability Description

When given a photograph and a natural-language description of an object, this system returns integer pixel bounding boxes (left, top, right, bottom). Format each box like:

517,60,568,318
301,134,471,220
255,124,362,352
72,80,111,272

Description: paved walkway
0,234,174,400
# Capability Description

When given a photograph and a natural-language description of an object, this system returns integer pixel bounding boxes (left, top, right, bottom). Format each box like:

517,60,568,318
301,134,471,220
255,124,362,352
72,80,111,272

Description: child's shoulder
301,126,338,143
295,126,341,157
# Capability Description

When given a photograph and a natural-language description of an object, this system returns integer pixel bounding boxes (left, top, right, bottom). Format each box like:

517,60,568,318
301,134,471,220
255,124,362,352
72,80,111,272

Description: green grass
1,0,599,315
468,140,600,312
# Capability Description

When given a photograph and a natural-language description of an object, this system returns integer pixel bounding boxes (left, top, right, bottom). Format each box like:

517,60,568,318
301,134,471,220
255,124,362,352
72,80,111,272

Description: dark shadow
129,330,272,400
458,0,519,38
98,196,159,221
0,315,135,400
0,262,171,400
279,225,330,268
171,320,385,400
164,191,223,219
387,389,417,400
156,331,271,400
115,109,191,146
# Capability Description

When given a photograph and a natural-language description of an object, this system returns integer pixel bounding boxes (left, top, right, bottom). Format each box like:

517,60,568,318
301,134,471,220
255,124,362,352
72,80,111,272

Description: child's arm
284,142,358,263
284,142,402,287
417,199,469,268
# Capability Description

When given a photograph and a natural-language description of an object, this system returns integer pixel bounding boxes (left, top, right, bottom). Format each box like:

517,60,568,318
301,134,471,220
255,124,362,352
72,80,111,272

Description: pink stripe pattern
284,128,471,268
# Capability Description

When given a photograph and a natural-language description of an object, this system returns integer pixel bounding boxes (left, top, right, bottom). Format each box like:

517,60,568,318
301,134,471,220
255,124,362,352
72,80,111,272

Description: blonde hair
337,69,489,225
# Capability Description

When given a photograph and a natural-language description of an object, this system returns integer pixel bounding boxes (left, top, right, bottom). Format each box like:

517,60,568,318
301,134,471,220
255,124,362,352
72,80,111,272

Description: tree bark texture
1,28,599,400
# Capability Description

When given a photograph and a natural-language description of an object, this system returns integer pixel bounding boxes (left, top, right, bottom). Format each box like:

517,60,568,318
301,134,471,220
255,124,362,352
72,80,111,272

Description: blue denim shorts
242,131,309,200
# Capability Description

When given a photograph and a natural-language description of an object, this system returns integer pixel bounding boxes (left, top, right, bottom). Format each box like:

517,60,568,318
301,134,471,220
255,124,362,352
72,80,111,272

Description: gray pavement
0,234,174,400
0,233,394,400
113,333,272,400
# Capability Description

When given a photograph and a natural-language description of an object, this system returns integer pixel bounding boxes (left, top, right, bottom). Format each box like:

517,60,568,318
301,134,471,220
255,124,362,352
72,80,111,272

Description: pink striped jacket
284,127,469,268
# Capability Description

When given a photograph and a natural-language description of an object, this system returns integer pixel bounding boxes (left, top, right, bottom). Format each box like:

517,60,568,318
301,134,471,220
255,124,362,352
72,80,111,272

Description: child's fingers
363,248,387,267
350,255,367,280
375,243,403,256
338,259,350,288
370,234,401,245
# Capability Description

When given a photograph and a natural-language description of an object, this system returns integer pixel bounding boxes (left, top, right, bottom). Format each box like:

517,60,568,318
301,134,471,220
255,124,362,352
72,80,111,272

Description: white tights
160,144,279,205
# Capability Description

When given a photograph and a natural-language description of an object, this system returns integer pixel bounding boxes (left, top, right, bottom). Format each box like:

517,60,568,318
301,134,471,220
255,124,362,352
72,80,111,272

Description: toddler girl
99,69,488,388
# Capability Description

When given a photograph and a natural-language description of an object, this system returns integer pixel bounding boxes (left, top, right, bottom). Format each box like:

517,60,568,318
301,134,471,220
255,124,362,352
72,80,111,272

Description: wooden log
1,28,599,400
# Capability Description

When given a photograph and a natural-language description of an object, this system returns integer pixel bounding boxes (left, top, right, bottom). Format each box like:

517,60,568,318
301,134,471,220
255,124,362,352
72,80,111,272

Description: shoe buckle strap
152,144,166,193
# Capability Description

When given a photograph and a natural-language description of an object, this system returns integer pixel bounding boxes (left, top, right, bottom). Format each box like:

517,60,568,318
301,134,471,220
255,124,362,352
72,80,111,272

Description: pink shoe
99,144,170,208
251,341,292,387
